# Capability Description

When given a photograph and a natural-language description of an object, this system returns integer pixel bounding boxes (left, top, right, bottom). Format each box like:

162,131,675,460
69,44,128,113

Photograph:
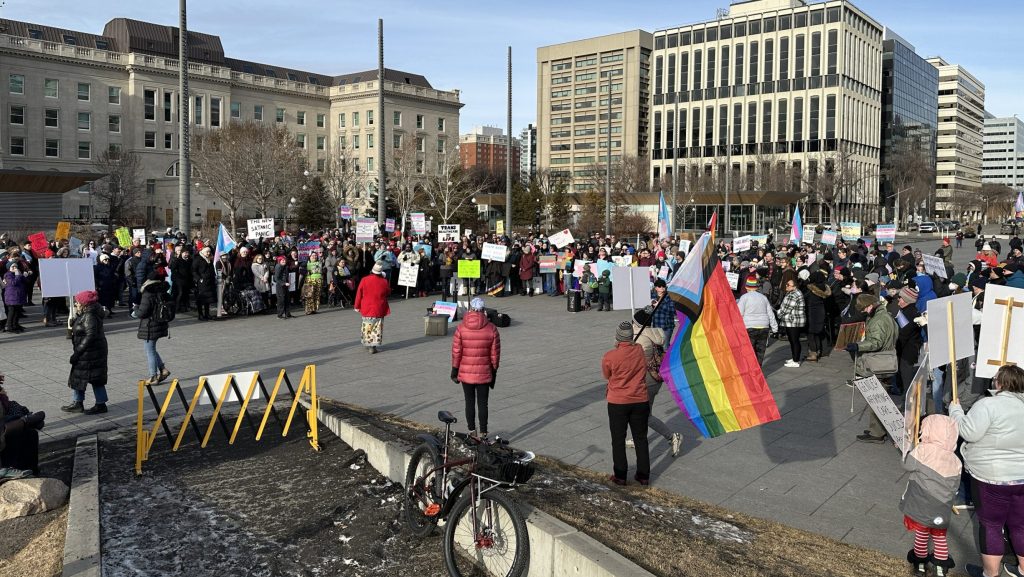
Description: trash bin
567,290,581,313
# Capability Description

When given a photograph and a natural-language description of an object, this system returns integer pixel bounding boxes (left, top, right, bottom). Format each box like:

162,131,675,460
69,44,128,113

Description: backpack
154,292,176,323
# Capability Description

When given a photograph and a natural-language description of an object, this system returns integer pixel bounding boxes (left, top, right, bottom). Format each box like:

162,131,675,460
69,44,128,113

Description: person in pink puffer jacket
451,298,501,438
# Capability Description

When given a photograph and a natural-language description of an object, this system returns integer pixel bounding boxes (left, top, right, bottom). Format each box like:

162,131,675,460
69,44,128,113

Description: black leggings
786,326,802,362
462,383,490,434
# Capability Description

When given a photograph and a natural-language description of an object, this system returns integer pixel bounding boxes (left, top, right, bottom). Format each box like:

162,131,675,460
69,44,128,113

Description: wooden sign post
988,295,1023,370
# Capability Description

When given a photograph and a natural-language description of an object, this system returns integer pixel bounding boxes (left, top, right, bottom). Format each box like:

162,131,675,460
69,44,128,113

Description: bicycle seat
438,411,458,424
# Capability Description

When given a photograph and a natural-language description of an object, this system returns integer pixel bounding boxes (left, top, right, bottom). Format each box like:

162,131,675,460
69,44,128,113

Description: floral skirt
361,317,383,347
304,278,322,314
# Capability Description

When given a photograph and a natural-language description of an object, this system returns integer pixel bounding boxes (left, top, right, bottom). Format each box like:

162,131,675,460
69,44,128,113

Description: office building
519,123,537,184
459,126,519,174
880,29,937,222
0,17,461,229
536,30,652,192
926,56,984,218
983,115,1024,190
650,0,885,231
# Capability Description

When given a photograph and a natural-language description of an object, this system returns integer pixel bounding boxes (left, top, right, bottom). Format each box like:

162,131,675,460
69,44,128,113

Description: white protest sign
355,219,375,243
820,230,837,245
465,229,473,237
432,301,458,321
678,240,691,256
612,266,651,310
39,259,96,298
132,228,146,243
548,229,574,249
725,272,740,290
199,372,261,405
481,242,507,262
398,263,419,288
732,236,751,252
289,272,296,292
411,212,426,235
246,218,275,240
927,292,975,370
611,256,631,267
976,284,1024,378
921,254,947,279
853,375,907,453
802,225,817,244
437,224,461,243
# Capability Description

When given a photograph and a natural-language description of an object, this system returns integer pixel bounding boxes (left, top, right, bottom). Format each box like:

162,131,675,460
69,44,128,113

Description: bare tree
91,149,144,233
530,168,571,229
191,123,252,233
320,141,365,228
882,138,932,227
242,123,305,219
422,142,486,224
979,183,1016,223
804,144,867,228
389,136,425,236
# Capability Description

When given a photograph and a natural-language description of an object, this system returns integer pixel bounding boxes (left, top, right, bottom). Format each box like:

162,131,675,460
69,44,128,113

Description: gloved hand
914,314,928,327
450,366,459,383
69,354,80,365
845,343,859,353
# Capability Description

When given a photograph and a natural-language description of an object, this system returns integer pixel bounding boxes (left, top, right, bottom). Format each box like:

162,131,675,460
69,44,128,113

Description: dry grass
0,506,67,577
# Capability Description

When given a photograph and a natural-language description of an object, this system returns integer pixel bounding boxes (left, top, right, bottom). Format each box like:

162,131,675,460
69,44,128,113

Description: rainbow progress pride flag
660,231,781,438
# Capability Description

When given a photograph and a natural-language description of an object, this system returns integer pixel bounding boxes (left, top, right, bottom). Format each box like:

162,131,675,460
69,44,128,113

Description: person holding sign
847,294,899,443
948,365,1024,577
354,262,391,354
450,298,501,439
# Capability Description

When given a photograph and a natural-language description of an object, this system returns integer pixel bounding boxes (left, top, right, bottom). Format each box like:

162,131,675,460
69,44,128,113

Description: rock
0,478,69,520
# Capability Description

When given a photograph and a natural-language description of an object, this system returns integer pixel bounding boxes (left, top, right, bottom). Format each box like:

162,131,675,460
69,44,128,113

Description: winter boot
61,401,84,413
930,555,954,577
906,550,928,575
806,352,819,362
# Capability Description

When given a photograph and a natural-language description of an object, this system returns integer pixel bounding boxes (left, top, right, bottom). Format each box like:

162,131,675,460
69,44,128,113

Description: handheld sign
840,222,862,240
725,272,740,290
976,284,1024,378
437,224,460,243
28,232,49,255
39,259,95,298
385,218,396,233
115,227,131,247
921,254,947,279
356,219,375,243
927,292,974,370
538,255,557,273
732,236,751,252
820,230,837,246
411,212,426,235
55,221,71,241
398,263,418,288
247,218,275,240
496,220,505,236
433,301,458,321
339,206,353,220
854,375,907,453
481,243,507,262
548,229,574,249
457,260,481,279
875,224,897,243
802,225,817,244
132,228,146,243
611,266,651,310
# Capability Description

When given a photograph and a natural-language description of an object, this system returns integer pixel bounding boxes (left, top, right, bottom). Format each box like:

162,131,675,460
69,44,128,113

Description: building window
254,105,264,121
338,112,346,128
779,37,789,81
339,135,347,148
706,48,715,89
353,111,360,127
317,158,326,172
276,108,286,123
437,138,445,153
194,95,203,125
825,95,836,139
145,131,155,148
795,35,805,78
811,32,821,77
77,82,90,101
416,137,425,152
211,97,221,127
10,105,24,125
165,133,172,149
63,34,77,45
297,133,306,148
45,108,59,128
354,135,360,149
78,141,91,159
316,113,325,128
231,101,240,118
108,86,121,104
393,134,402,149
44,78,59,98
9,74,24,95
794,97,804,141
416,160,424,174
367,110,374,125
367,157,374,172
416,114,424,129
393,111,402,126
10,136,24,156
316,135,325,150
45,139,59,157
78,111,91,130
28,29,43,39
437,117,446,131
826,30,838,75
748,42,758,84
367,134,374,148
144,89,156,120
747,102,756,143
108,143,122,156
165,92,173,122
777,99,788,142
763,39,774,83
297,111,306,126
809,96,820,140
146,179,156,194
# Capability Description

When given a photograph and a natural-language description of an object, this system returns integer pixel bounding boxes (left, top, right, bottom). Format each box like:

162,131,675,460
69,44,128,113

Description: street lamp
284,196,297,233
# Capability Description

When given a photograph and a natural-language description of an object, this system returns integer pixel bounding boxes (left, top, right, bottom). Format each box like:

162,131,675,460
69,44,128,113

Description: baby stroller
327,275,354,308
239,287,265,315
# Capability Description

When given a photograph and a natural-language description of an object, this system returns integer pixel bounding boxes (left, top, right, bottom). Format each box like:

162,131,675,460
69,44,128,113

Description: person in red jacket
602,321,651,486
354,261,391,354
450,298,501,438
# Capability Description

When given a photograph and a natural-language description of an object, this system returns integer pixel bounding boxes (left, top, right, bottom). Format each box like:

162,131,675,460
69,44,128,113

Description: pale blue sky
4,0,1021,133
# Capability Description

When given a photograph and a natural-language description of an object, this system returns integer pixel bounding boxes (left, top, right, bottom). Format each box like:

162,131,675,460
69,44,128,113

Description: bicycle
404,410,535,577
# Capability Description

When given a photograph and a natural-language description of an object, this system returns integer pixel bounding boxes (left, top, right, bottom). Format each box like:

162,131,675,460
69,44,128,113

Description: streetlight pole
506,46,512,234
377,19,386,227
177,0,191,236
605,72,611,236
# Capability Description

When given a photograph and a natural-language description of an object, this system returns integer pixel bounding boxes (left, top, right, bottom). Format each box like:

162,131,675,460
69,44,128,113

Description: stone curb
62,434,100,577
310,403,655,577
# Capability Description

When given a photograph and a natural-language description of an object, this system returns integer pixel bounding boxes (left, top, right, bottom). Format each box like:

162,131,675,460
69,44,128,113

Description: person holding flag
790,205,803,246
657,192,671,241
213,224,236,318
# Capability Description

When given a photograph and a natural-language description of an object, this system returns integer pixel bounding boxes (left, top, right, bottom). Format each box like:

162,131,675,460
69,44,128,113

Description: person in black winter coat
137,270,171,384
192,247,217,320
93,254,119,316
61,291,109,414
273,255,292,319
893,287,923,395
804,271,831,361
170,248,193,312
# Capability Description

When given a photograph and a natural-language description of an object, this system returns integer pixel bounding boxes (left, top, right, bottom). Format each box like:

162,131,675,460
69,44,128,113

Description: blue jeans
544,273,557,295
73,385,108,404
662,326,675,347
144,339,164,377
931,366,946,414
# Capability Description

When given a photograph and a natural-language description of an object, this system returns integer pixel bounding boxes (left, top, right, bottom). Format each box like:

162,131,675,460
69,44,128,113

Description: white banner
39,259,96,298
548,229,574,249
611,266,652,310
854,375,907,453
481,242,507,262
246,218,275,240
398,263,419,288
927,293,975,370
976,284,1024,378
802,225,817,244
732,236,751,252
437,224,461,243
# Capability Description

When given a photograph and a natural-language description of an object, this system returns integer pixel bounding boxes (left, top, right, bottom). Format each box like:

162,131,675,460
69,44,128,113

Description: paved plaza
0,234,992,564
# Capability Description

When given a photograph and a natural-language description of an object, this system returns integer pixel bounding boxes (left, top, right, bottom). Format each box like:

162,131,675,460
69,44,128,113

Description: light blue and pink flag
658,192,671,240
790,206,802,245
213,223,236,264
1015,191,1024,220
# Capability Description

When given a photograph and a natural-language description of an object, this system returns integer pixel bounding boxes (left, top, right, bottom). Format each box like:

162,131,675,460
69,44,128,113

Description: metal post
177,0,190,236
671,81,679,235
605,72,611,236
506,46,512,233
377,19,386,226
724,144,731,235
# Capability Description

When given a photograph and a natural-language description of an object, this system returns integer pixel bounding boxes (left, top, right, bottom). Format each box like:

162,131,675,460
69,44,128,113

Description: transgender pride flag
1015,191,1024,220
790,206,803,245
657,192,671,239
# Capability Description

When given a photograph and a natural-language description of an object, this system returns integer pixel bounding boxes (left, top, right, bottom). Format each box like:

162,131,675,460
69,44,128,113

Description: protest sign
410,212,426,235
55,221,71,241
437,224,460,243
69,237,83,255
854,375,907,453
28,232,49,255
573,260,594,278
465,229,473,237
903,356,929,459
289,272,297,292
39,259,95,298
481,242,507,262
678,239,692,256
802,225,817,244
385,218,396,233
247,218,275,240
820,230,837,245
976,284,1024,378
398,263,418,288
658,265,670,279
840,222,862,240
414,243,432,259
548,229,574,249
725,272,740,290
432,301,458,321
115,227,131,247
199,372,260,406
834,322,866,351
132,228,146,243
356,219,375,243
927,293,975,370
860,236,874,249
339,206,353,220
921,254,947,279
875,224,897,243
750,235,768,247
595,260,613,278
496,220,505,236
732,236,751,252
457,259,481,279
611,266,651,311
538,255,557,273
297,241,320,260
611,256,631,267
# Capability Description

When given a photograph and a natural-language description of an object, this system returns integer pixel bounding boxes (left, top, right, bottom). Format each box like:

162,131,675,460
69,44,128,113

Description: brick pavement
0,234,988,564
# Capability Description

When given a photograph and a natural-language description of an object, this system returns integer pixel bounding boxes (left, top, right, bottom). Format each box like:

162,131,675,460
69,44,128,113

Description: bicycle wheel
443,488,529,577
403,443,443,537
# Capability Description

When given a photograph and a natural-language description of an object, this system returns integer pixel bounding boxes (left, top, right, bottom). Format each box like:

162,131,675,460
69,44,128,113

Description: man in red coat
602,321,651,486
354,261,391,354
451,298,501,437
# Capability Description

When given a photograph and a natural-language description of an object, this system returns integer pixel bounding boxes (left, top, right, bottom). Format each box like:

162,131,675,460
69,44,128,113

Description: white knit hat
372,261,385,275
